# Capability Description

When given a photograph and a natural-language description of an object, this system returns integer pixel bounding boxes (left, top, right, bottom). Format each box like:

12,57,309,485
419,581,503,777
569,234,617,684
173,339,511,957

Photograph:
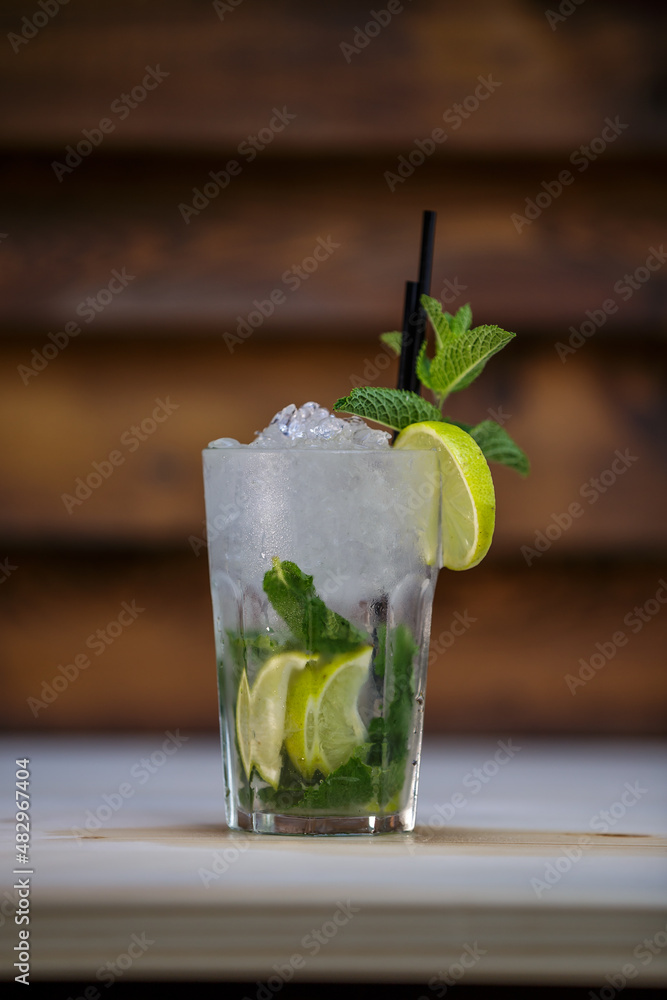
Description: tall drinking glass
203,447,441,835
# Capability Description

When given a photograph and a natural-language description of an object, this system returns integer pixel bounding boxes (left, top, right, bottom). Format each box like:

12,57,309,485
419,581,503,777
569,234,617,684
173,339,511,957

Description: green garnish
417,296,514,404
298,751,375,810
467,419,530,477
263,557,368,656
368,623,417,805
335,296,529,476
333,386,444,432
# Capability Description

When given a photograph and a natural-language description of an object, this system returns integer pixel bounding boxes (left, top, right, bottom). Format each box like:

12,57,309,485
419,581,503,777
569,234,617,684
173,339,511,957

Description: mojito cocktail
203,294,529,836
204,403,441,834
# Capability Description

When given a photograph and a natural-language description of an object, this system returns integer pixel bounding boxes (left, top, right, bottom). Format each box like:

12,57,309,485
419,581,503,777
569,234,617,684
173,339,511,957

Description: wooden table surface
1,735,666,985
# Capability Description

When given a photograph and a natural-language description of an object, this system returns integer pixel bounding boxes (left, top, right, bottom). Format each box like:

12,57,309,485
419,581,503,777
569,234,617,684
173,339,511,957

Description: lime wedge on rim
284,646,372,780
394,421,495,571
236,651,313,788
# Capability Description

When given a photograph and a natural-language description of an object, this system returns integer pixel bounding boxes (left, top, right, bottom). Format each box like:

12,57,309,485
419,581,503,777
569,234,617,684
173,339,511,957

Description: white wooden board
1,736,666,984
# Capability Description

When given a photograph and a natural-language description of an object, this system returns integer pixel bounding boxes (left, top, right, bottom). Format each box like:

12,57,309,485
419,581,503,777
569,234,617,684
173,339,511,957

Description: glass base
236,809,410,836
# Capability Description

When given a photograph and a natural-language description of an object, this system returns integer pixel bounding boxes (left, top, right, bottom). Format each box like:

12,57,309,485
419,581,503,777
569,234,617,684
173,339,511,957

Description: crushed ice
207,401,391,450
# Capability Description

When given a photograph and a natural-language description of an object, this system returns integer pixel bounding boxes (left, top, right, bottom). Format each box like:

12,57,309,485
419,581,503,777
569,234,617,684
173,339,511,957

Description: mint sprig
263,557,368,656
335,297,529,477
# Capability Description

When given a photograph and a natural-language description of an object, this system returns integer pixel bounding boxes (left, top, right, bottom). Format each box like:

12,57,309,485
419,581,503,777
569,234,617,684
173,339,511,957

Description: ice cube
234,402,390,450
310,414,345,440
352,424,392,448
207,437,241,448
271,403,297,436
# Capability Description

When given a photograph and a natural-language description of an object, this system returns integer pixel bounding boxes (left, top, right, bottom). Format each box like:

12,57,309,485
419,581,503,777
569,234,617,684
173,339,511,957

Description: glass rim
202,446,438,455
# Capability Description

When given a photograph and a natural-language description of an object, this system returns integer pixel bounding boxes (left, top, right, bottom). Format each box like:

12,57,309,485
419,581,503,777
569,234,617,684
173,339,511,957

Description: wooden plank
1,157,666,335
0,0,665,151
1,555,665,733
0,339,665,548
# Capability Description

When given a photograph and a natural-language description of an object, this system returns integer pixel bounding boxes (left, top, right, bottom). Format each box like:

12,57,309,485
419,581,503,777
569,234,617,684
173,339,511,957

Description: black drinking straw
396,281,419,394
396,210,437,394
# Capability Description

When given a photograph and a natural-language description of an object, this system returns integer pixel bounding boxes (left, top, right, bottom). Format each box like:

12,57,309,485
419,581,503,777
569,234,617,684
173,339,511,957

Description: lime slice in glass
394,421,495,571
235,670,252,779
236,651,312,788
285,646,372,780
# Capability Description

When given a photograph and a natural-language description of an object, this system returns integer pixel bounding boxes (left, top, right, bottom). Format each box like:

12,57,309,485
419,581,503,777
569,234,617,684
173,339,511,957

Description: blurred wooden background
1,0,665,734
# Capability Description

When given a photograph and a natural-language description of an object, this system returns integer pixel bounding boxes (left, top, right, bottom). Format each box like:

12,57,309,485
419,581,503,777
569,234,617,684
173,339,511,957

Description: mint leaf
257,754,313,811
298,752,374,810
415,340,432,388
225,629,283,671
379,331,402,356
368,623,417,805
256,748,375,813
445,324,514,392
384,624,417,756
372,623,388,679
263,558,368,656
469,420,530,476
431,415,529,477
420,296,515,404
224,629,305,684
421,295,452,350
333,387,443,431
444,303,473,337
372,624,416,762
437,415,529,477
